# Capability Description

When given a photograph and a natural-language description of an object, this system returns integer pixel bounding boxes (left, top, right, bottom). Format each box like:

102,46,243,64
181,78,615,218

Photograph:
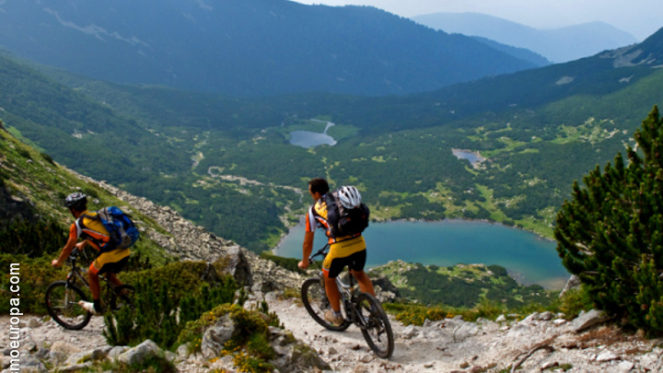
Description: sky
291,0,663,41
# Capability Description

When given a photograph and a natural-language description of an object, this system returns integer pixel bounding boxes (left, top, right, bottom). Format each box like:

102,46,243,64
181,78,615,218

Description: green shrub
0,217,67,258
178,303,279,373
383,303,451,326
104,260,238,348
558,286,594,319
40,152,55,165
17,148,31,159
555,106,663,334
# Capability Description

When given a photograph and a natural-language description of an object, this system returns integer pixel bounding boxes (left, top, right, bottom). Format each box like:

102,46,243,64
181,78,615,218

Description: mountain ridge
0,0,536,96
412,12,638,63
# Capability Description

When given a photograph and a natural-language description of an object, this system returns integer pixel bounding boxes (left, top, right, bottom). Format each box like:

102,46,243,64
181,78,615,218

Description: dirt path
267,297,460,372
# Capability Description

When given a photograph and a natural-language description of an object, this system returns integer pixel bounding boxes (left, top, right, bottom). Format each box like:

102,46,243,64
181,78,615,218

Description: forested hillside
2,27,663,251
0,0,536,96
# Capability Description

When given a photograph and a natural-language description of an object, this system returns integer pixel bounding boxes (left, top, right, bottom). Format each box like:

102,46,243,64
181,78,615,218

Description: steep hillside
4,123,663,373
0,0,536,96
324,26,663,132
413,12,638,62
0,52,295,252
3,27,663,250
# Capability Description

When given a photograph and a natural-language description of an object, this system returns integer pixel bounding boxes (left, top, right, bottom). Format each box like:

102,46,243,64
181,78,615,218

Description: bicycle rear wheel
45,281,92,330
301,278,351,331
356,292,394,358
109,284,135,311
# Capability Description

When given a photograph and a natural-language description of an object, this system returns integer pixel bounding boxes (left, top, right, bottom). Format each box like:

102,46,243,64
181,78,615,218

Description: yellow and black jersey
306,196,366,264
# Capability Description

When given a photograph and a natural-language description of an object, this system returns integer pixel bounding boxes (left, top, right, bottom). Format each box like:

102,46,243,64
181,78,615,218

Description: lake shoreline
270,217,568,290
271,216,555,256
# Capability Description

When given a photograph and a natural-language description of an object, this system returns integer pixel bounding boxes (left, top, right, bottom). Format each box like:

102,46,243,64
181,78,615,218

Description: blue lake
274,220,569,289
289,131,337,148
289,121,337,148
452,149,485,165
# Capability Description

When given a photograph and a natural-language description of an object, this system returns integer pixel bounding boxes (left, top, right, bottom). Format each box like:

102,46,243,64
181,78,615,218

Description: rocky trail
268,297,662,372
3,294,663,372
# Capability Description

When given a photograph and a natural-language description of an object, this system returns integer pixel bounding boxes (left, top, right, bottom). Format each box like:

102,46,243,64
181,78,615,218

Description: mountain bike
301,244,394,358
45,248,135,330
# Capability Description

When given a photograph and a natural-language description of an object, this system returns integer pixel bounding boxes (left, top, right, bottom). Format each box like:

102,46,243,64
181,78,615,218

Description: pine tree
555,105,663,333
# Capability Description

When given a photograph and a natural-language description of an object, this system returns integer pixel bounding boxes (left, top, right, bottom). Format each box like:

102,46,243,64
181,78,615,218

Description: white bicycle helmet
337,186,362,209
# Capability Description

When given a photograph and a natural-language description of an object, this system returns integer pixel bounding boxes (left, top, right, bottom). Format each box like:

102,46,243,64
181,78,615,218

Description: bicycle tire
301,278,351,331
356,292,394,358
109,284,135,311
45,281,92,330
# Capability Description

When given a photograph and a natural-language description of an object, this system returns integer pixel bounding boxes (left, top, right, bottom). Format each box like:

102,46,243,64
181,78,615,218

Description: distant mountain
0,0,536,96
412,12,638,63
303,26,663,132
471,36,550,67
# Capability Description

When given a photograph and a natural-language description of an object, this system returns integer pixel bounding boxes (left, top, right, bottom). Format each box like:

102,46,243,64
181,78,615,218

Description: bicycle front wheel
301,278,351,331
356,292,394,358
45,281,92,330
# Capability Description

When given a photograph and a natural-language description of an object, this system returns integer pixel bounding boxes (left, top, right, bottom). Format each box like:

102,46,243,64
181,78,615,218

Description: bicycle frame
65,249,114,291
303,244,395,358
309,245,364,325
65,252,90,287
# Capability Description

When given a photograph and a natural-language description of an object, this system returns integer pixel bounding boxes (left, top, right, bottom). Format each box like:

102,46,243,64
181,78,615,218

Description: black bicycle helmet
64,192,87,210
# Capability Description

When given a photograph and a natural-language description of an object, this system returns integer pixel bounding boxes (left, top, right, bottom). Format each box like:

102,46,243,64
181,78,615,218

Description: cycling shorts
89,248,130,276
323,236,367,278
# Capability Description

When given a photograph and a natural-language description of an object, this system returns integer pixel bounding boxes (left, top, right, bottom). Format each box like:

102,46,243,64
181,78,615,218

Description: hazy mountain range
412,12,638,63
0,0,538,96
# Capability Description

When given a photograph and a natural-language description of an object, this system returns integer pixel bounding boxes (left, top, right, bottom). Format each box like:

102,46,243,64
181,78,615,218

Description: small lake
289,121,337,148
273,220,569,289
452,149,486,166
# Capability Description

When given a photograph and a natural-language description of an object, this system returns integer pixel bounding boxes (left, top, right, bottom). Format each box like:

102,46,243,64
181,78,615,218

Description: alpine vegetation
555,106,663,334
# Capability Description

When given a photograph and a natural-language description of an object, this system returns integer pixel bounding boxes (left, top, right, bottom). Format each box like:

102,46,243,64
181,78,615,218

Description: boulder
200,314,234,359
572,309,610,333
48,341,81,365
117,339,167,367
559,275,581,298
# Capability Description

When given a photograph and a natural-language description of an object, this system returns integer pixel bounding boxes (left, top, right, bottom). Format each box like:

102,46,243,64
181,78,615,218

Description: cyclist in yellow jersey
51,192,130,314
298,178,375,325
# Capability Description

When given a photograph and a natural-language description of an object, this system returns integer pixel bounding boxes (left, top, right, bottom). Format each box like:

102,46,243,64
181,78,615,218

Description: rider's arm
299,206,317,269
52,224,78,267
299,231,314,269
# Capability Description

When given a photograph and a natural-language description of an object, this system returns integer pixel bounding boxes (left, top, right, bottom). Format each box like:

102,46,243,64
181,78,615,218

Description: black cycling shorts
326,249,367,278
96,255,129,275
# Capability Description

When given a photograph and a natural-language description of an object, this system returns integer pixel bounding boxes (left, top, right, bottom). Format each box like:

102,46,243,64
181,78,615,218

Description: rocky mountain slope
3,127,663,372
4,292,663,372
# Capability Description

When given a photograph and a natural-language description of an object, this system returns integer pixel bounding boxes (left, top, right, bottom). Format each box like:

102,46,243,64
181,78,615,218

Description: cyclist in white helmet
299,178,375,326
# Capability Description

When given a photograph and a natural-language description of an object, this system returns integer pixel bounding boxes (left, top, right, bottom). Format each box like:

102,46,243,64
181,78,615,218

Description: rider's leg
87,264,103,313
350,270,375,296
106,272,123,287
324,273,341,312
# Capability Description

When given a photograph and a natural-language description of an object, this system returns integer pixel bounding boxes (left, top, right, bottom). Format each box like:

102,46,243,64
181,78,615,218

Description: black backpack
325,191,370,238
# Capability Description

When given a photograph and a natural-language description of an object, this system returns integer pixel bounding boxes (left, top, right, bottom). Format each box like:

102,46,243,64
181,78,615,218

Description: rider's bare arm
299,231,315,269
52,226,78,267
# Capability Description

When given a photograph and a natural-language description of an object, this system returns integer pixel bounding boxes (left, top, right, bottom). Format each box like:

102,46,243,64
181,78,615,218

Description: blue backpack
95,206,140,250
